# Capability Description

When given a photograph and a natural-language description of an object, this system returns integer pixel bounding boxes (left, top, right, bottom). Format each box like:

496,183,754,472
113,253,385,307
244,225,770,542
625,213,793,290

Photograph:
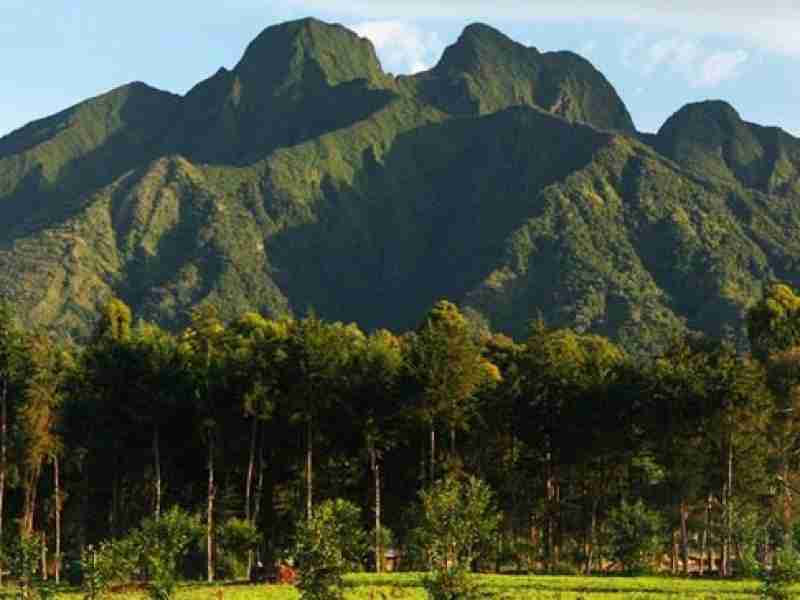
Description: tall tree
0,302,23,581
180,305,227,582
280,315,362,520
406,300,498,480
351,329,403,572
19,334,64,537
519,325,623,568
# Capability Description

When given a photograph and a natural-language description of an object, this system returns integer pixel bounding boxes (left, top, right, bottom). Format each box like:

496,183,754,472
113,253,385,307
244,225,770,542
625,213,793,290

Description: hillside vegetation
2,18,800,352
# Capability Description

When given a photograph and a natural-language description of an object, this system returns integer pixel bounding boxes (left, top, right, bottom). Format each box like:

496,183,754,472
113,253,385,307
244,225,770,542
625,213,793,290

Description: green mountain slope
1,17,799,351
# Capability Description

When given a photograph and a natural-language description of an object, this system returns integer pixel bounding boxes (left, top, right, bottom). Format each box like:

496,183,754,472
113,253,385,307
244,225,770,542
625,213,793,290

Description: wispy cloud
624,36,749,88
291,0,800,58
349,21,444,74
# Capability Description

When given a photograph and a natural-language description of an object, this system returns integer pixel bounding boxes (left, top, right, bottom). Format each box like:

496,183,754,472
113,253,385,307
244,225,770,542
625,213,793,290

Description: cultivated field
49,573,795,599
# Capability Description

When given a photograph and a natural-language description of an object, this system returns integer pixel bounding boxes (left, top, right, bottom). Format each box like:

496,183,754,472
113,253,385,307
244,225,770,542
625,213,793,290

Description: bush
80,542,127,600
129,508,202,600
8,535,43,600
82,508,201,600
606,499,664,573
414,474,500,600
217,517,260,579
294,499,367,600
759,545,800,600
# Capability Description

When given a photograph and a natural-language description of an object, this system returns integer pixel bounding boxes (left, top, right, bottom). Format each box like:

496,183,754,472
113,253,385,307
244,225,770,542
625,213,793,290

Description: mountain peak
235,17,384,93
660,100,742,131
425,23,633,132
655,100,768,186
460,22,515,43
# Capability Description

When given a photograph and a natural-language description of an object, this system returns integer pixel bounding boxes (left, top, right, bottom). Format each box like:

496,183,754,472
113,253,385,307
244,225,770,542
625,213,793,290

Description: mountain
1,17,799,352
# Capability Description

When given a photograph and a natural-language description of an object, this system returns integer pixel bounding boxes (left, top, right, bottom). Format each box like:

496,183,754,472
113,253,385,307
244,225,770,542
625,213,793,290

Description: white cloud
349,21,443,74
578,40,597,56
289,0,800,58
693,50,749,87
627,37,748,88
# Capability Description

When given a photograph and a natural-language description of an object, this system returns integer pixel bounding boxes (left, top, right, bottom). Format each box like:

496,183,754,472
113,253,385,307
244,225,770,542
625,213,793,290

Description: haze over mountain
2,17,799,352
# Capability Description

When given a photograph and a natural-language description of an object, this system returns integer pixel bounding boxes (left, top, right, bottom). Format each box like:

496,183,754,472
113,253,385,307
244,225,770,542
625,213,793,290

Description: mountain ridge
2,17,800,352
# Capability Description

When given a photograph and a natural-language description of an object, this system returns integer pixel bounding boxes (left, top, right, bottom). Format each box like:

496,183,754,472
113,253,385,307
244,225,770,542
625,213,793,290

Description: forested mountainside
3,17,800,352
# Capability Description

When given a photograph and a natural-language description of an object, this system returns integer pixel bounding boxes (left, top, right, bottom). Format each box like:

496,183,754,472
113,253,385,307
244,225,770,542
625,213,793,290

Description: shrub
759,545,800,600
294,499,367,600
129,507,202,600
606,499,664,573
217,517,260,579
414,474,500,600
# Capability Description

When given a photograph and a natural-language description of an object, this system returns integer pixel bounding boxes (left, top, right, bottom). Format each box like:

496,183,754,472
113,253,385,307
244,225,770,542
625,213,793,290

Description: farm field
50,573,788,599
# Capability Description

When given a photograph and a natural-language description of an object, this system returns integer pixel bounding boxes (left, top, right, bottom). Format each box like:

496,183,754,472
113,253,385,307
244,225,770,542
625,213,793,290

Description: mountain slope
1,17,799,352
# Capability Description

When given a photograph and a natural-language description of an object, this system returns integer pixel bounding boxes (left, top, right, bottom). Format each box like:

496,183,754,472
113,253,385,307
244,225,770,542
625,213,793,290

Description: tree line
3,283,800,582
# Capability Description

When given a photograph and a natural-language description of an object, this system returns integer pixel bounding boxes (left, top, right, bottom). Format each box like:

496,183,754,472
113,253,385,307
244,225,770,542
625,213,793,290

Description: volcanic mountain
2,18,799,352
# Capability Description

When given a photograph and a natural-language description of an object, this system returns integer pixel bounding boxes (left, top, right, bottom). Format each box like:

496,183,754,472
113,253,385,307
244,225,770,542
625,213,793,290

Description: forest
2,281,800,591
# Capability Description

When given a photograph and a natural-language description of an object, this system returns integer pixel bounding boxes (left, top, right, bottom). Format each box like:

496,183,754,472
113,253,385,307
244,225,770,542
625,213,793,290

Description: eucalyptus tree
179,305,227,582
279,315,364,520
128,322,182,520
748,283,800,547
764,348,800,543
704,343,773,575
18,333,66,546
645,336,717,574
518,324,623,568
0,303,24,575
226,313,287,525
405,300,498,481
350,329,403,572
82,297,134,538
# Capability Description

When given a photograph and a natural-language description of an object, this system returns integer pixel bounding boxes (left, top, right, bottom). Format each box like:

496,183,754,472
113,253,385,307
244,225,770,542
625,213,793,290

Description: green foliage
128,508,202,600
748,283,800,361
83,508,201,600
1,18,798,355
294,499,368,600
8,535,43,600
758,545,800,600
217,517,260,577
605,500,665,574
79,543,117,600
414,474,500,600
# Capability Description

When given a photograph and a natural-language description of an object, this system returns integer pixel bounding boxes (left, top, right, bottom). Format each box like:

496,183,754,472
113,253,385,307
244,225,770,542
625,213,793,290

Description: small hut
384,548,401,572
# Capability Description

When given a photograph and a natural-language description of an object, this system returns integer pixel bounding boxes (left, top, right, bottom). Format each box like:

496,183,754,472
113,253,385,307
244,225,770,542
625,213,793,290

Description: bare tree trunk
700,494,711,575
253,424,265,565
545,455,554,571
670,530,677,574
244,418,257,579
783,461,793,546
680,499,690,575
246,417,257,523
721,482,728,577
722,434,733,577
430,426,436,482
40,532,47,580
54,456,61,584
585,497,598,575
253,423,265,525
554,481,561,566
306,419,313,520
153,425,161,520
372,448,383,573
23,464,41,536
207,434,215,583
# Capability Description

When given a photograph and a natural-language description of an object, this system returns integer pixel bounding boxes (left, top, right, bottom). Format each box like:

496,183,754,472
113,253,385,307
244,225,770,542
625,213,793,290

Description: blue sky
3,1,799,137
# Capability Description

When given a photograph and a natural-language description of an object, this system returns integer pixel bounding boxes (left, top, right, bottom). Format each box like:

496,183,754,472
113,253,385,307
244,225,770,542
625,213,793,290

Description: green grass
43,573,787,599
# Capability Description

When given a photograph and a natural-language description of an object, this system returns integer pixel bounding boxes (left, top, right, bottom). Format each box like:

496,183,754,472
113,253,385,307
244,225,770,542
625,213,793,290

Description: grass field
43,573,795,599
